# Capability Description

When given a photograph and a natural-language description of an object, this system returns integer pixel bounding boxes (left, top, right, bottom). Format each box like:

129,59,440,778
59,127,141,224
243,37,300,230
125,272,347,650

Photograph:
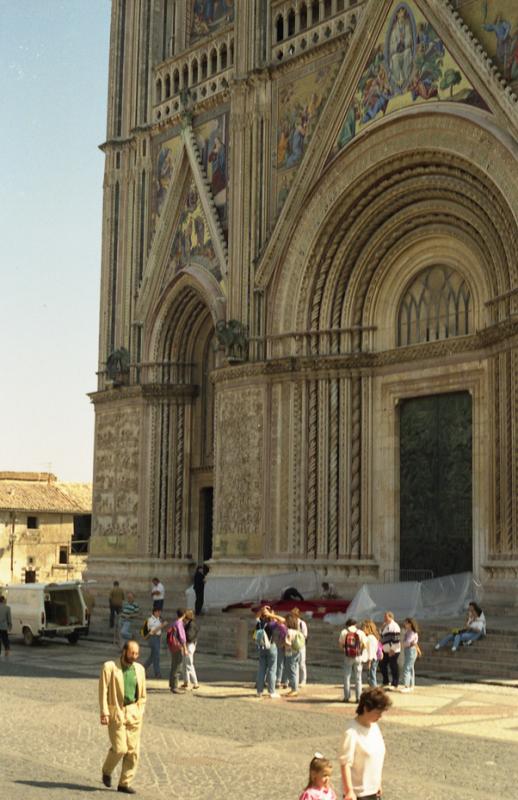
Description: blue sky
0,1,111,482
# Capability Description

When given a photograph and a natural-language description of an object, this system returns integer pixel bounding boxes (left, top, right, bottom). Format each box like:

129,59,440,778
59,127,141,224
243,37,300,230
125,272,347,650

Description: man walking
118,592,140,646
150,577,165,611
99,639,146,795
167,608,187,693
109,581,125,629
143,607,167,678
0,596,12,656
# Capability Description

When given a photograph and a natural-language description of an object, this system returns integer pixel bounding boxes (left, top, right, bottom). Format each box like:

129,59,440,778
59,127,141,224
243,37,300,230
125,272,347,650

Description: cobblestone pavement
0,637,517,799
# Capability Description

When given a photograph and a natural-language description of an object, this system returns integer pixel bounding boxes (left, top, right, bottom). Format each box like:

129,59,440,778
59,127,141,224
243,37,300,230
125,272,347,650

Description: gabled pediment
256,0,518,290
328,0,489,160
136,121,228,322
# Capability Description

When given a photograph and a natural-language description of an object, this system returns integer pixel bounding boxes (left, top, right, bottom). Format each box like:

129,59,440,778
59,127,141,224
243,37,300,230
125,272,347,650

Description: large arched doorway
143,272,223,563
259,110,518,587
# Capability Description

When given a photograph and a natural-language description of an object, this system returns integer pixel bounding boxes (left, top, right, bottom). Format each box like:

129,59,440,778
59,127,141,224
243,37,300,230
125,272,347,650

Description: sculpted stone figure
106,348,131,384
214,319,248,361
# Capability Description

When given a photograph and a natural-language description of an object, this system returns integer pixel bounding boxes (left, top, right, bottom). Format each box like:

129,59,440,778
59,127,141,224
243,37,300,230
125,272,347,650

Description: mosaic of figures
194,112,229,233
156,132,183,218
333,0,486,156
274,53,340,215
452,0,518,82
153,111,228,233
191,0,234,42
168,179,221,282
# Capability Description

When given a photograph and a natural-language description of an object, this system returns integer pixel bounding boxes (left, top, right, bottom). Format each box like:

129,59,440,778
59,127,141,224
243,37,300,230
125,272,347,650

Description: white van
0,581,88,645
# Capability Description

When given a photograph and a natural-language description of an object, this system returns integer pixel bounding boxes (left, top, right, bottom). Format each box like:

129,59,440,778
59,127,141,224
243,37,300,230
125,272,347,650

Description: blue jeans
343,657,362,702
367,659,378,687
285,651,300,691
276,649,285,684
144,635,161,677
119,619,132,642
437,630,483,649
256,643,278,695
402,646,417,688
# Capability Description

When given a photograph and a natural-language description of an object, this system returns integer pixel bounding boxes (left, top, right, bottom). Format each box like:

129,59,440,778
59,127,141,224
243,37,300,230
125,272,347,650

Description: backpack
290,630,306,652
254,625,271,650
344,629,361,658
140,620,149,639
167,625,183,653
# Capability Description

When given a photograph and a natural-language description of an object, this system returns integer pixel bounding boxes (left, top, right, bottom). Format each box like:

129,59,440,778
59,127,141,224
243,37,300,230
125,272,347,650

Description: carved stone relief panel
92,400,141,556
214,385,265,557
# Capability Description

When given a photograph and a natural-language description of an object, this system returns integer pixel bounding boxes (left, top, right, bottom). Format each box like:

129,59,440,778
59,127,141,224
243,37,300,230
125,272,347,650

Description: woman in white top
340,687,392,800
361,620,381,688
293,607,309,686
435,601,486,652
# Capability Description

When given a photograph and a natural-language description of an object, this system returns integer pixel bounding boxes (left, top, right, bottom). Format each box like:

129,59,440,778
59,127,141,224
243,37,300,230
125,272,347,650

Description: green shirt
122,663,137,705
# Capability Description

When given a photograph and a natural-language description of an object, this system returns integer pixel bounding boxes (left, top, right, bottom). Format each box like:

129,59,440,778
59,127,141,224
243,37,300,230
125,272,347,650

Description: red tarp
223,598,351,618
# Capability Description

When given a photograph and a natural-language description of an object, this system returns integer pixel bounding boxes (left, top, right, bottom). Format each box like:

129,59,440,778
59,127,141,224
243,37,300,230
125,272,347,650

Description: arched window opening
173,69,180,94
220,43,228,70
276,14,285,42
311,1,320,23
300,3,308,29
324,0,332,17
201,53,208,79
192,58,199,84
229,39,234,64
164,73,171,98
210,47,218,74
287,9,296,36
155,78,162,104
397,265,472,347
182,63,189,88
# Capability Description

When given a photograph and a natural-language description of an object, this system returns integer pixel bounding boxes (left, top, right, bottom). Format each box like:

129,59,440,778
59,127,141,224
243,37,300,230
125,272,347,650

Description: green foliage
440,69,462,96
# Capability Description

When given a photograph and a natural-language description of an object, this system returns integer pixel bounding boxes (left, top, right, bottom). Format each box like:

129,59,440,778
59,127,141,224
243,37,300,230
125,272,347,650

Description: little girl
299,754,337,800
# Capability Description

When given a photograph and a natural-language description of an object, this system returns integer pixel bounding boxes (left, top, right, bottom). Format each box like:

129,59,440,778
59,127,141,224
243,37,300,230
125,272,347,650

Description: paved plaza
0,637,517,799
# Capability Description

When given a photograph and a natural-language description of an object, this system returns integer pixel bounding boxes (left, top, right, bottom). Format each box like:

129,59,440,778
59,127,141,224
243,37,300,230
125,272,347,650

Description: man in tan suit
99,639,146,794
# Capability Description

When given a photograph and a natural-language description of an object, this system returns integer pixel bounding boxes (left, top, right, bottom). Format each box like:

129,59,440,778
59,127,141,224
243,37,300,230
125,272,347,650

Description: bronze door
399,392,472,577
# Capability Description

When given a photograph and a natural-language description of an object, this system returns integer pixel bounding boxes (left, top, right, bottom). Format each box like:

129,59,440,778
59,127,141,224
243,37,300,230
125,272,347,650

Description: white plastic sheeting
325,572,477,625
185,570,320,610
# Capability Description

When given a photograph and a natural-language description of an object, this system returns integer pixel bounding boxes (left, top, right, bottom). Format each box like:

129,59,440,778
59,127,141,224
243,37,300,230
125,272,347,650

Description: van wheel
67,632,80,644
22,627,34,646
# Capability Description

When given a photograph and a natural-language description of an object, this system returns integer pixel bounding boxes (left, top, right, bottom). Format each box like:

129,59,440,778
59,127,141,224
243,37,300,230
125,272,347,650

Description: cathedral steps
87,598,518,685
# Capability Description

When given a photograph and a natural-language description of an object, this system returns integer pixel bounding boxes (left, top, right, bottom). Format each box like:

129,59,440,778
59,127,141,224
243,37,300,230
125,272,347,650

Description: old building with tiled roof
0,472,92,584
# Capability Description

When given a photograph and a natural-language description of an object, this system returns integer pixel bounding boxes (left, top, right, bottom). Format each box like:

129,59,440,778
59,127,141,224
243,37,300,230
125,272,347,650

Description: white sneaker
399,687,410,693
451,646,457,652
269,692,281,699
434,644,440,651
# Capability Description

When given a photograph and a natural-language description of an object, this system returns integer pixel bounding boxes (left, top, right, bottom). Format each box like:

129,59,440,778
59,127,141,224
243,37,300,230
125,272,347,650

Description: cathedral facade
90,0,518,603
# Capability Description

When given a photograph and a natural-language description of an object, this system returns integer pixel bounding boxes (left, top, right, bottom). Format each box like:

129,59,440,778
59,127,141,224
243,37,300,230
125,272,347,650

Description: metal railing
383,569,434,584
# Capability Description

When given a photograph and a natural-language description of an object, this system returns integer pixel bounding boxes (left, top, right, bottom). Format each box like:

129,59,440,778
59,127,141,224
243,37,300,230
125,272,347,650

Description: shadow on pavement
15,780,101,792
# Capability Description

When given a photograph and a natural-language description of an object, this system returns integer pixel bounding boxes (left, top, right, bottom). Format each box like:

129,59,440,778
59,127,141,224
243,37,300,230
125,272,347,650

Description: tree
440,69,462,98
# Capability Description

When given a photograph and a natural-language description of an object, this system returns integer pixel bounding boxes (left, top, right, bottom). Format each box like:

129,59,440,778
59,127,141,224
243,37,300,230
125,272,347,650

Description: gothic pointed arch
261,109,518,568
141,270,223,561
257,0,518,289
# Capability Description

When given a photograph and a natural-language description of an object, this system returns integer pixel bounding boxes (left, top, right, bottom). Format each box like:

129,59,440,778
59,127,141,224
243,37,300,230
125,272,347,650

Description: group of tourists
98,634,392,798
97,596,486,796
338,612,421,701
254,605,308,698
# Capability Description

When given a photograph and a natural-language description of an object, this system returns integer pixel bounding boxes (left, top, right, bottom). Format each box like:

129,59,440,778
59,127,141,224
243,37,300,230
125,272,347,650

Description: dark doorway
200,487,213,561
399,392,472,577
